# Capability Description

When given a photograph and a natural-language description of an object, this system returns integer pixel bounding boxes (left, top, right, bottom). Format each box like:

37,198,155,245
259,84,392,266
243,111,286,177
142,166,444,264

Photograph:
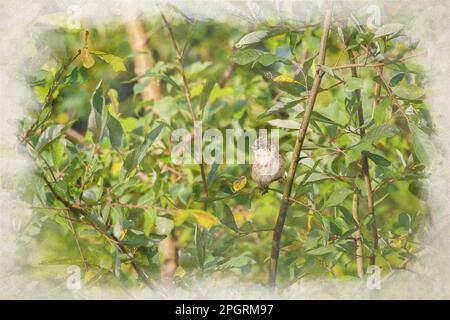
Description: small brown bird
251,136,285,194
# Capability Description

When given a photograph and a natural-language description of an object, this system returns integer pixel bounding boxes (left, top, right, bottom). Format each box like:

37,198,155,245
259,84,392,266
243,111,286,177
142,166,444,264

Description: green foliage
18,9,431,289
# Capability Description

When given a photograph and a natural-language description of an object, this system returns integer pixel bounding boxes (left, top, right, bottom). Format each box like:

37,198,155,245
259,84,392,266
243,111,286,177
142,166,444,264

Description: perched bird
251,136,285,194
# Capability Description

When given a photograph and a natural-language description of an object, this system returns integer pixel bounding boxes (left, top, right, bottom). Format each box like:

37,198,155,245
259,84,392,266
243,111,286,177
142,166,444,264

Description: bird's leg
259,183,269,195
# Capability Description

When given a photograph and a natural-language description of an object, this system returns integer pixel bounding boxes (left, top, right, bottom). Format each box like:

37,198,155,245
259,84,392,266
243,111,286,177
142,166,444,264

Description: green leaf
320,65,338,79
64,66,88,84
199,78,216,113
352,124,399,152
232,49,264,65
207,162,220,188
389,73,404,86
124,124,164,170
262,99,302,118
374,24,404,39
50,140,65,167
346,77,363,91
272,74,307,96
289,32,301,54
195,225,205,268
268,119,300,130
373,97,391,125
322,188,353,209
91,50,126,72
297,111,343,127
255,53,285,67
216,254,255,270
306,246,336,256
398,212,411,230
121,232,157,247
90,81,108,143
235,30,283,48
363,151,391,166
143,208,157,236
107,114,124,150
392,84,425,100
154,217,174,236
112,247,121,278
214,202,239,232
142,70,180,89
408,181,424,198
409,122,432,165
35,124,64,152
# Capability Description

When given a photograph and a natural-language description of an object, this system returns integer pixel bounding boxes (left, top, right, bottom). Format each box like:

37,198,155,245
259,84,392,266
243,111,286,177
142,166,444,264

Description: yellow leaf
174,210,190,227
55,112,69,124
190,84,203,97
283,242,302,252
174,266,186,278
107,88,119,114
187,210,219,229
273,74,297,83
81,47,95,69
91,50,126,72
83,268,97,283
307,211,314,233
232,176,247,192
111,159,121,177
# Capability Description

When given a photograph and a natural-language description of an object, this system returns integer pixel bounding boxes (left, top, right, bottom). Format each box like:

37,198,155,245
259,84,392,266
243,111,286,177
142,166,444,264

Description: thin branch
219,63,236,88
159,10,209,207
78,146,97,203
160,12,195,120
22,50,81,142
268,187,322,215
236,228,274,238
66,211,88,271
330,54,419,71
268,8,333,287
348,49,378,266
352,193,364,278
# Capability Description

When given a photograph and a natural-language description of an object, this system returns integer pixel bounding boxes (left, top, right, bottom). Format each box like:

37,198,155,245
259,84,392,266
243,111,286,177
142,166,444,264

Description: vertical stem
123,1,161,105
268,9,332,287
352,193,364,278
160,11,209,206
159,10,210,278
348,50,378,266
124,3,179,279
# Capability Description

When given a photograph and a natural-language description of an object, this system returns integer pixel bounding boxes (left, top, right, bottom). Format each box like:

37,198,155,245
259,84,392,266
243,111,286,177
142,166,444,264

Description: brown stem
219,63,235,88
159,10,209,206
348,50,378,266
268,8,332,287
123,1,161,106
66,212,88,271
352,193,364,278
330,54,419,71
124,3,180,280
